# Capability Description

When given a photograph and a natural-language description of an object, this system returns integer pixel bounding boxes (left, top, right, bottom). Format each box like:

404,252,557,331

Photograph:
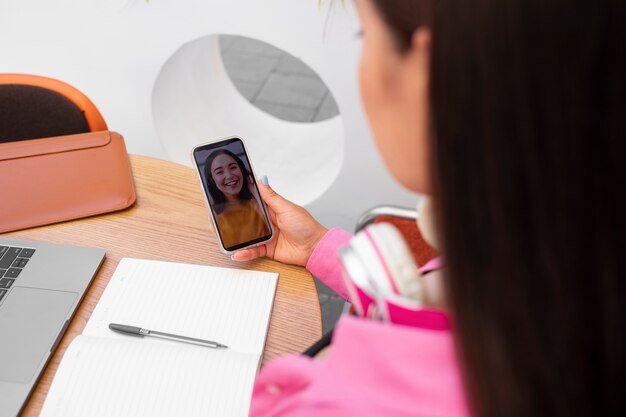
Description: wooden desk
5,155,322,416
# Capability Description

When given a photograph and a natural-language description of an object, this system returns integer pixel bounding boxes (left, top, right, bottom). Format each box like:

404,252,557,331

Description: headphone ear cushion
350,223,422,302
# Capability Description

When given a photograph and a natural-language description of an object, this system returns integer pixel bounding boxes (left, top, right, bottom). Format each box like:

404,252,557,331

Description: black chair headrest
0,84,90,143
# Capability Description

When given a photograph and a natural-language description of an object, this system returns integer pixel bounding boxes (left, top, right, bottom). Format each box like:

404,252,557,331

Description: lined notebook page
40,336,259,417
84,258,278,356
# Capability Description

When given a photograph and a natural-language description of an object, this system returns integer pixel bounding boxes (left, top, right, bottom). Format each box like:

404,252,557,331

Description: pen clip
109,323,144,336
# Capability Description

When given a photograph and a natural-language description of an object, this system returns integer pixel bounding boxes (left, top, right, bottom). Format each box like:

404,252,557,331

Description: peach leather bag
0,131,136,233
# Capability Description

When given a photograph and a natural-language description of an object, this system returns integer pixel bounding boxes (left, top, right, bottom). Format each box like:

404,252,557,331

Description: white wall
0,0,419,230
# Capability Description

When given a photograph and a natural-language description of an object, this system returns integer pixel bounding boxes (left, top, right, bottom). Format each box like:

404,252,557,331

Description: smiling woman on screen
204,149,270,249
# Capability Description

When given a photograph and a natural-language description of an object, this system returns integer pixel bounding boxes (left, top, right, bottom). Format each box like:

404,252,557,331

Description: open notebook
40,258,278,417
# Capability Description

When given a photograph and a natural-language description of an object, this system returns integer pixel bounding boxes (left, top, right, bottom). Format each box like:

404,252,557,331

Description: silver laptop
0,238,104,417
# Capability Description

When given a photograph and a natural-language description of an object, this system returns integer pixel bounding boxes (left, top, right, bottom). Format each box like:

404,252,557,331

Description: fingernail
261,175,269,185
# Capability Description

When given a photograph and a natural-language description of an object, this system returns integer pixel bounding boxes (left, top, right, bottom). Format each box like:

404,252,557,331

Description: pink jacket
249,228,470,417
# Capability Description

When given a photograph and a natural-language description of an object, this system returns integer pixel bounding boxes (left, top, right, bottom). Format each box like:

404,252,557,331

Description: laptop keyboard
0,245,36,302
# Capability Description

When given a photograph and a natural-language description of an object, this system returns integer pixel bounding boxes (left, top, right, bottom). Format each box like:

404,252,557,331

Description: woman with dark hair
234,0,626,416
204,149,269,249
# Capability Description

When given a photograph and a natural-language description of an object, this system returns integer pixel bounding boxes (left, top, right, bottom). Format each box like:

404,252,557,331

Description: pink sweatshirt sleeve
305,227,353,301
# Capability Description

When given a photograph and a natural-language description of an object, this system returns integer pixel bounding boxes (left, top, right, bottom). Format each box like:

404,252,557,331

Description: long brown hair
371,0,626,416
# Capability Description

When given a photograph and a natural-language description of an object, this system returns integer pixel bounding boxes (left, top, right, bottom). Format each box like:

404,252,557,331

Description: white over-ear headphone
339,222,426,325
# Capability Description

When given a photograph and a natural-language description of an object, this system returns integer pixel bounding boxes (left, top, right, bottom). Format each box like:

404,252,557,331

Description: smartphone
192,136,274,253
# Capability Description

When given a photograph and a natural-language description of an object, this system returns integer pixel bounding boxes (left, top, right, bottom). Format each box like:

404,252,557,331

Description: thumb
257,177,292,214
231,244,267,262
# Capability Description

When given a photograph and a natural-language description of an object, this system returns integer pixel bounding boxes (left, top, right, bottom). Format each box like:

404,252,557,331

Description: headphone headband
339,223,424,324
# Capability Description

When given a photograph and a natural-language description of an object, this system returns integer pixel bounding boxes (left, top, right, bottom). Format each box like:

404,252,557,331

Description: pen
109,323,228,349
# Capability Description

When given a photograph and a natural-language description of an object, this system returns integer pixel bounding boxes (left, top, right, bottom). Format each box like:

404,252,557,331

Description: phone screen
193,137,273,252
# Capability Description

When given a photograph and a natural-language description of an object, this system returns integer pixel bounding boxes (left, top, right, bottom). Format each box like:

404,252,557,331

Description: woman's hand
231,179,328,267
